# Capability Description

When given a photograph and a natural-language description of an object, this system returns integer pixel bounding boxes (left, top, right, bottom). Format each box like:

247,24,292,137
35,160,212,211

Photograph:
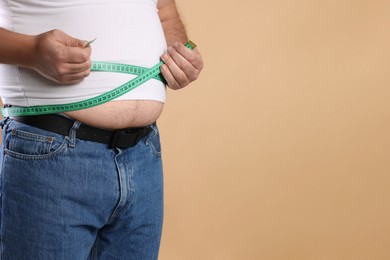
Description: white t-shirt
0,0,167,106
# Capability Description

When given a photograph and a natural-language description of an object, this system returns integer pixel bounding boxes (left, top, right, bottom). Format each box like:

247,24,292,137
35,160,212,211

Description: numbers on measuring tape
2,41,196,117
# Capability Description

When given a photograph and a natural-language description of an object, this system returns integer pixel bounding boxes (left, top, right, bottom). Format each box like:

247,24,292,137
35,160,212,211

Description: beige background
158,0,390,259
1,0,390,259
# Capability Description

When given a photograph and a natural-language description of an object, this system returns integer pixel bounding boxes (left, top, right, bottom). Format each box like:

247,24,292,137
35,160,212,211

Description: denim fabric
0,117,163,260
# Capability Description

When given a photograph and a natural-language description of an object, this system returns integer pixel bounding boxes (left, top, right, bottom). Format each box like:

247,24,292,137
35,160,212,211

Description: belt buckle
109,129,139,149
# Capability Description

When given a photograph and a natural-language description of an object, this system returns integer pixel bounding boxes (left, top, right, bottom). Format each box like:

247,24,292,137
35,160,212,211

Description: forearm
0,27,35,68
0,28,91,85
157,0,203,90
161,17,187,47
158,0,188,46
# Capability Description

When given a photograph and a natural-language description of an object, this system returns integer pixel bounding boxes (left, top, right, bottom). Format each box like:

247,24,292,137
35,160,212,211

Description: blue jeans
0,117,164,259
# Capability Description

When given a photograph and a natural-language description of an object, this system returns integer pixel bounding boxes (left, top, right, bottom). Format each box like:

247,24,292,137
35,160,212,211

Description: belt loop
68,120,81,148
0,117,10,129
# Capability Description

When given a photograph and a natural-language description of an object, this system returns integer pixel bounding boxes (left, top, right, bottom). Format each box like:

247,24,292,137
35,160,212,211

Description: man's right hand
32,29,92,85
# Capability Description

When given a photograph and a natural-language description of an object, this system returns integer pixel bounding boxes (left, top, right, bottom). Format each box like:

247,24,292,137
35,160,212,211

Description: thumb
58,31,88,48
67,37,88,48
52,30,88,48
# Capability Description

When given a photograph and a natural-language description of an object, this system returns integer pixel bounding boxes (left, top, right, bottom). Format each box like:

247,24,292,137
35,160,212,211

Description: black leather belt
11,114,154,149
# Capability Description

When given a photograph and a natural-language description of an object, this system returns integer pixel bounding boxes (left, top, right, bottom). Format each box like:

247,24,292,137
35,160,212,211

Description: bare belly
64,100,164,129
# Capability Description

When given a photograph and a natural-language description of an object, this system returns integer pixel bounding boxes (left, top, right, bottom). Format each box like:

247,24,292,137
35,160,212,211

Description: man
0,0,203,259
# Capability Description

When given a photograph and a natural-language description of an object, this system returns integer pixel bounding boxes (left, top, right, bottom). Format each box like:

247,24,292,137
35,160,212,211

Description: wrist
161,17,188,47
0,28,36,68
17,34,38,69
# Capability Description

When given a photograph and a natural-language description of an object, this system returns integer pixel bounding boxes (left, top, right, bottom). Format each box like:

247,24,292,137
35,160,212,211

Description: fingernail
81,41,88,48
168,47,174,53
174,42,179,48
161,53,168,61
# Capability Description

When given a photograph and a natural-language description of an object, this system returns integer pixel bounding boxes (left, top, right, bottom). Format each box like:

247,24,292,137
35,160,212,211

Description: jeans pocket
3,120,67,160
145,124,162,158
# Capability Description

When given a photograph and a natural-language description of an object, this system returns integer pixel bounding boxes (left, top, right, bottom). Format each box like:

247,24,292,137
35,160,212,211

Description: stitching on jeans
4,137,68,160
106,151,134,224
90,237,98,260
145,125,162,157
68,121,81,148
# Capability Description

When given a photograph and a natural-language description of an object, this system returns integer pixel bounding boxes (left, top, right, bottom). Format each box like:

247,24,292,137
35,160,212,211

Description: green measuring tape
1,41,196,117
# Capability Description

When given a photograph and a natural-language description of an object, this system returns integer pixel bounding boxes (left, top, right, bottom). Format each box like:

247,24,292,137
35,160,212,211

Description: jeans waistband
11,114,154,149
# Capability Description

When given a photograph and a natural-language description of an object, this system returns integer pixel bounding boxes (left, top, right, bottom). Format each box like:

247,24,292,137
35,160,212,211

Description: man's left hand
160,42,203,90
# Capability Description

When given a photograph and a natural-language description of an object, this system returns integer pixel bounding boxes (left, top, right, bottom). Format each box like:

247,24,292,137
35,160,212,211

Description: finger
64,46,91,63
65,60,91,73
53,60,90,82
53,29,88,48
167,46,199,81
58,78,84,85
57,70,90,85
173,42,203,70
161,51,190,87
67,37,88,48
160,64,181,90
